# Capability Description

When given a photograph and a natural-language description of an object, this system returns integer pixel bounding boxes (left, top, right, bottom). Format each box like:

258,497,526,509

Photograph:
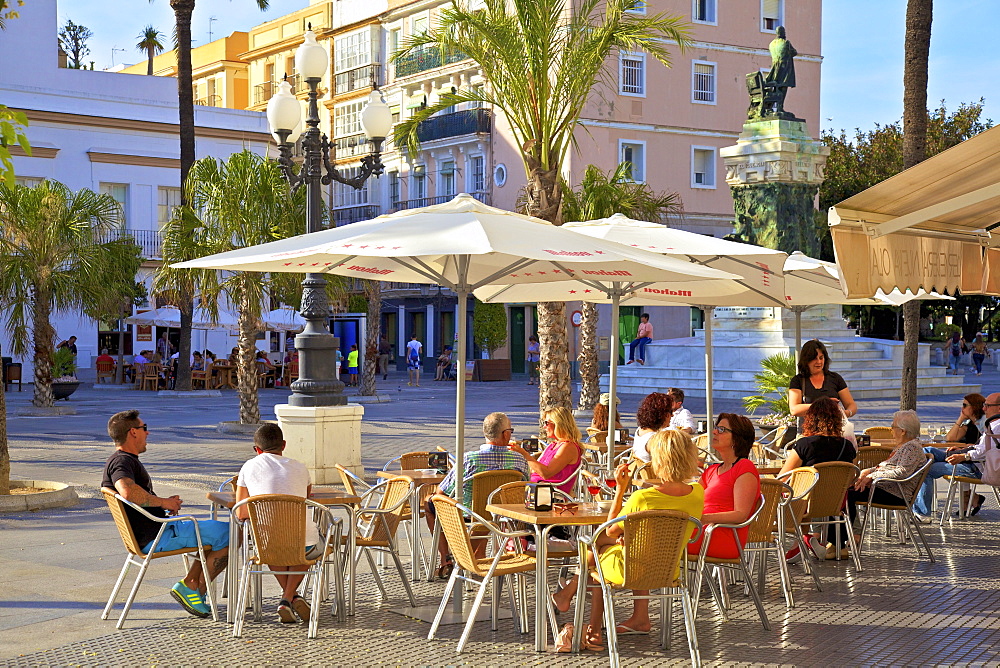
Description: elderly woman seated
839,409,927,558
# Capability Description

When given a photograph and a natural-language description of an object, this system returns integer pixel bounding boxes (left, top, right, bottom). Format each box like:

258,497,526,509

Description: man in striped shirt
426,412,529,578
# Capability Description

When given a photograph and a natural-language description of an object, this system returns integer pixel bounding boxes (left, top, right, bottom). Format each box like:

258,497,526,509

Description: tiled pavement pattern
3,369,1000,665
4,509,1000,666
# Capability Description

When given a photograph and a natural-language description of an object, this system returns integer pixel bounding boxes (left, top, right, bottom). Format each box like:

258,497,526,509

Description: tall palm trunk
31,285,55,408
0,379,8,494
237,289,261,424
146,45,155,75
899,0,932,411
360,280,381,396
577,302,600,410
172,0,196,391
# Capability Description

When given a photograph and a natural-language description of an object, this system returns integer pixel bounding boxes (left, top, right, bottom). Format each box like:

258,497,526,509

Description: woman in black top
943,393,984,444
779,398,855,474
788,339,857,421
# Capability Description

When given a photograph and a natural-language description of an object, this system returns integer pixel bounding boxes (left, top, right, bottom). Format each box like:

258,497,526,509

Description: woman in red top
687,413,760,559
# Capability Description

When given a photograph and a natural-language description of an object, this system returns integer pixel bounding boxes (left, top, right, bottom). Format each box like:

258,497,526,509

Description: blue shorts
144,519,230,554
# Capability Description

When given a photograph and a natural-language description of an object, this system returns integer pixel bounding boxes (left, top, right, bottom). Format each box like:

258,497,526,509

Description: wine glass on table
586,482,603,499
605,476,618,491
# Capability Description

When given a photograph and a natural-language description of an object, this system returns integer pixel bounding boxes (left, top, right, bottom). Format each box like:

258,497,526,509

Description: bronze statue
746,26,800,121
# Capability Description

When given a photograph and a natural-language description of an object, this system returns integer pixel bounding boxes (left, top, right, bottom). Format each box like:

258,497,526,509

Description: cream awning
829,124,1000,297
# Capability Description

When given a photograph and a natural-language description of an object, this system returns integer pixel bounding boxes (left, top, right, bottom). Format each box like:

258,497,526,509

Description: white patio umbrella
173,194,741,501
125,306,240,330
262,306,306,332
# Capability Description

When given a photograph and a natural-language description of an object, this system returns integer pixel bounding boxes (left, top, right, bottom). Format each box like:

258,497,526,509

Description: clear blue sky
60,0,999,134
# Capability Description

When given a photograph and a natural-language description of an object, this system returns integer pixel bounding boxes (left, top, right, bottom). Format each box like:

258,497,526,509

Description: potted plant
742,353,797,429
50,346,80,400
472,298,510,381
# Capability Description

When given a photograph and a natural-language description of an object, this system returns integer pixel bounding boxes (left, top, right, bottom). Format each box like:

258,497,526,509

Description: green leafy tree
58,19,92,69
742,353,797,420
136,25,165,76
158,151,305,424
561,162,682,411
394,0,691,418
473,298,507,359
0,105,29,188
150,0,270,391
0,181,142,491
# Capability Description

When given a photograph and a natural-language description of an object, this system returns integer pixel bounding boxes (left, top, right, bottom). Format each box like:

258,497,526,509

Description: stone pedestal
721,118,829,257
274,403,364,484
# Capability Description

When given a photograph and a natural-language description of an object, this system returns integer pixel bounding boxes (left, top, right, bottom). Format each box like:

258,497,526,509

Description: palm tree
136,25,165,76
151,0,270,391
561,162,683,411
899,0,933,411
0,181,142,410
394,0,691,415
158,151,306,424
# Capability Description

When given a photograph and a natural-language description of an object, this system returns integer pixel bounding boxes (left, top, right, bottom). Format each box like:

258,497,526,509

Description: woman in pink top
510,406,582,494
687,413,760,559
627,313,653,365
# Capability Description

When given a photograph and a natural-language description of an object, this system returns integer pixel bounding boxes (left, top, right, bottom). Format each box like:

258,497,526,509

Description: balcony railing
332,134,373,160
332,204,380,227
195,94,222,107
98,228,163,259
394,48,469,78
334,64,380,95
389,190,490,213
253,74,302,105
416,109,491,143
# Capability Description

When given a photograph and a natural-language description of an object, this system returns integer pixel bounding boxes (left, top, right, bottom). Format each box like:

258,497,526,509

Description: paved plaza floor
1,367,999,665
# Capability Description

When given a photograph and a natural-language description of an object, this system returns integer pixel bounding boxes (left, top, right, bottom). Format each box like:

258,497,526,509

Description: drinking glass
586,484,602,498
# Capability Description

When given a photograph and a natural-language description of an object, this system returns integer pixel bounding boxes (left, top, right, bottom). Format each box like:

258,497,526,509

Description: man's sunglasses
134,424,148,432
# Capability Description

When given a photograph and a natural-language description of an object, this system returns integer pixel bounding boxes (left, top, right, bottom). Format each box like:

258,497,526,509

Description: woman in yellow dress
551,429,703,650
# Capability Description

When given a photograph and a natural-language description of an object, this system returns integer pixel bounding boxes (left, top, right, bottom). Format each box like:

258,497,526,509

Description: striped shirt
439,444,529,507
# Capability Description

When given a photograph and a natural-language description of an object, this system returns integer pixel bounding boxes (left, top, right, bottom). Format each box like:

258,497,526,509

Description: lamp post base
275,402,364,483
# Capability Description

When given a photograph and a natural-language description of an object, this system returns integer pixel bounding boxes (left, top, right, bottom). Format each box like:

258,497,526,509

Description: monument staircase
603,311,981,401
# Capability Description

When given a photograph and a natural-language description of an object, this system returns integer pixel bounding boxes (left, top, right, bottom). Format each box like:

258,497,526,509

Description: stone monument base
275,403,364,484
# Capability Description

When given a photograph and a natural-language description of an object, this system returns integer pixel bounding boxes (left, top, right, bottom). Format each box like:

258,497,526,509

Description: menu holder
428,452,449,474
524,482,554,512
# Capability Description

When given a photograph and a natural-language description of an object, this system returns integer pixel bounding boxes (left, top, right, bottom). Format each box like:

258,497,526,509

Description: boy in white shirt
667,388,696,434
236,424,321,623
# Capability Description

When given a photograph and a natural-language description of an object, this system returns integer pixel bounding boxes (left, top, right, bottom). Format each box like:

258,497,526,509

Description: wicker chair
856,455,935,562
577,510,704,667
802,461,862,570
864,426,894,441
335,463,373,502
232,494,343,638
332,476,417,608
100,487,219,628
429,494,536,653
939,469,1000,525
742,478,798,608
776,466,823,592
382,451,443,576
688,495,771,630
854,445,894,470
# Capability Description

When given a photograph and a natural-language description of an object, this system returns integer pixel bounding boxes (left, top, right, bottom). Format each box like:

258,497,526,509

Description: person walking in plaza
378,335,392,380
101,410,229,618
235,424,321,624
526,335,540,385
915,393,997,518
57,335,78,357
971,334,990,376
406,334,422,387
347,344,359,386
626,313,653,365
426,412,529,578
948,330,968,375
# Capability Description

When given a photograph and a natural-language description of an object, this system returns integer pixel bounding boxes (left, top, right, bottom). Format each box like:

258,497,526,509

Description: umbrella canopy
174,194,742,500
125,306,239,330
262,306,306,332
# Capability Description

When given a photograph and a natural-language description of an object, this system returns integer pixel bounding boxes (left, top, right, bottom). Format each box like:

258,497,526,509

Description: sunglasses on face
134,424,148,432
543,420,554,426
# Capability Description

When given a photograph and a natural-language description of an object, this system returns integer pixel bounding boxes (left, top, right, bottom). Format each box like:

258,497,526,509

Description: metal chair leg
102,558,133,620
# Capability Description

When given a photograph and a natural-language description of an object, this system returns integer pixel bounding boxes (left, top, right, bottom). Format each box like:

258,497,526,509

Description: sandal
553,623,574,653
437,556,455,580
582,624,605,651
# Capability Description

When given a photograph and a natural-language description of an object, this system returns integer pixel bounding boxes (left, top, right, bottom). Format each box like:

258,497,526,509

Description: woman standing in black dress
788,339,858,423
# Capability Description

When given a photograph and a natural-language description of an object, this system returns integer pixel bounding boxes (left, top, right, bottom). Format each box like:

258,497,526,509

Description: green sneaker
170,581,211,618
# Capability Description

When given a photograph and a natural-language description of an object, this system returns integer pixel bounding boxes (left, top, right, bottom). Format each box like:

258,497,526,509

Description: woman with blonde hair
510,406,583,495
551,429,704,648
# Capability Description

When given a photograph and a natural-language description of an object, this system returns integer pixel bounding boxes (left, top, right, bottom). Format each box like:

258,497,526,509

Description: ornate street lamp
267,29,392,407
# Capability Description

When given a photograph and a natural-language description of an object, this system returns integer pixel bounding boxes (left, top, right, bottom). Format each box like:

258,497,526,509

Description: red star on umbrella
568,290,577,294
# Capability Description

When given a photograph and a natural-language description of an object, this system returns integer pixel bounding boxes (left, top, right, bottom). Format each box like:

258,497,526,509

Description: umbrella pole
607,286,621,473
795,307,803,361
452,260,470,615
704,307,714,428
